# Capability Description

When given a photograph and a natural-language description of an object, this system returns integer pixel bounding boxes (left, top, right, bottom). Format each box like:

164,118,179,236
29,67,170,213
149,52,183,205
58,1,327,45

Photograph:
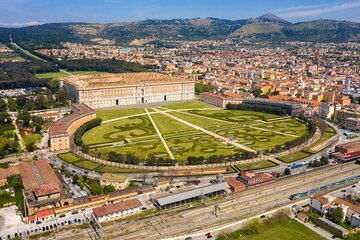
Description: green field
151,113,198,137
277,151,311,163
82,101,309,163
235,160,278,171
217,219,326,240
57,153,149,173
97,108,146,121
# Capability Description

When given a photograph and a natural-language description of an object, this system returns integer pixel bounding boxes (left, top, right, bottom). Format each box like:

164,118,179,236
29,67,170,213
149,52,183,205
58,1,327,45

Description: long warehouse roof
155,182,229,207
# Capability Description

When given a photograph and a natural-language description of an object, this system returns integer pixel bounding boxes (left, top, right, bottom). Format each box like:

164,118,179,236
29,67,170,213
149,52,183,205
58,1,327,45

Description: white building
319,103,340,119
60,72,195,109
93,199,142,223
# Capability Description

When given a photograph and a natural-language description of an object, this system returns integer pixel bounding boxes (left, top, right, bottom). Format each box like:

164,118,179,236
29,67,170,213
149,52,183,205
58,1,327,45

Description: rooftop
100,173,129,182
93,199,141,218
155,182,229,207
62,72,192,89
48,103,95,137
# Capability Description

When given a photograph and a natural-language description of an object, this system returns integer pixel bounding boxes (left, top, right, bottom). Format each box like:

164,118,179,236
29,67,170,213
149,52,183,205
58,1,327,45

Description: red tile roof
93,199,142,218
37,209,54,218
48,103,95,137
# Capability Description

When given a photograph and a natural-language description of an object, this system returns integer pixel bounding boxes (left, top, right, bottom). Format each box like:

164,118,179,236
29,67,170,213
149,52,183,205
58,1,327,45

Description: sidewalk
294,217,338,240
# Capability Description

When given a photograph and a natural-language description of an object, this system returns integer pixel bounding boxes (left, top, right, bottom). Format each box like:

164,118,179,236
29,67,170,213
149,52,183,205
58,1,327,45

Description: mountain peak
257,13,289,24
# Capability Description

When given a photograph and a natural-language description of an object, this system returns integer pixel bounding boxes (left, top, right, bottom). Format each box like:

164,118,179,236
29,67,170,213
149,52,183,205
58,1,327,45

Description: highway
45,161,360,240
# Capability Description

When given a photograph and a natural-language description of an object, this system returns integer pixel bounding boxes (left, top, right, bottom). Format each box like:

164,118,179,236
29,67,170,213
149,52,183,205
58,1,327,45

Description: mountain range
0,13,359,49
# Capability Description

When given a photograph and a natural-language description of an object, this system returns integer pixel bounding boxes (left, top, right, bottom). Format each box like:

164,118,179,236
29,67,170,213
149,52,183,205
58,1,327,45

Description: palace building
60,72,195,109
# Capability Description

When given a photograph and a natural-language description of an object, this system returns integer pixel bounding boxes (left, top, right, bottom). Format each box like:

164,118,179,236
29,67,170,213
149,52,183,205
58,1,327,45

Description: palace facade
60,72,195,109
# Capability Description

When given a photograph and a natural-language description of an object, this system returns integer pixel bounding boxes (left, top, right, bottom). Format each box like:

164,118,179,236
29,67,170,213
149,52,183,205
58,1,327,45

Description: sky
0,0,359,27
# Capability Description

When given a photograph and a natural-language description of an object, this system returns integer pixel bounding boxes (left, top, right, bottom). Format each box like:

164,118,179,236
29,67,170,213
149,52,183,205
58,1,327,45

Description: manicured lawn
165,134,242,161
82,115,156,145
75,160,100,170
169,111,236,129
162,100,215,110
310,126,336,149
277,151,311,163
96,108,146,121
151,112,198,136
220,219,326,240
96,138,169,159
254,120,308,137
188,109,280,125
58,153,82,163
235,160,278,171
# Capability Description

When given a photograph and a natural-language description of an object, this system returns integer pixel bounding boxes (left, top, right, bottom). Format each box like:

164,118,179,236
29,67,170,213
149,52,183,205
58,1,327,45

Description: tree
7,97,18,111
284,168,291,176
16,95,27,108
320,156,329,166
103,185,116,194
251,89,263,98
332,207,344,224
0,98,7,112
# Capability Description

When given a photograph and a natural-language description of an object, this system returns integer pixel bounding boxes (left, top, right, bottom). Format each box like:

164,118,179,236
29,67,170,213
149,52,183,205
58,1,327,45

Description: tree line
74,118,102,146
226,103,288,116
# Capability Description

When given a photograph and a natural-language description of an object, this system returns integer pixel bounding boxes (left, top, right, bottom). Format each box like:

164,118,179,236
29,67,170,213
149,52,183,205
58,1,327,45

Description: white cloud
276,1,360,19
0,21,43,28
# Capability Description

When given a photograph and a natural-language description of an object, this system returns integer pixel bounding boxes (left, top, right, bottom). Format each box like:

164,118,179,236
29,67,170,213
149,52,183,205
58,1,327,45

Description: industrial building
153,182,229,209
242,98,303,116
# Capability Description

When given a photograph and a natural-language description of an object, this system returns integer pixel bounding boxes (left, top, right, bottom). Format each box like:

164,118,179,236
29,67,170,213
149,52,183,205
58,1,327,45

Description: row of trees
74,118,102,146
226,103,288,116
195,82,214,95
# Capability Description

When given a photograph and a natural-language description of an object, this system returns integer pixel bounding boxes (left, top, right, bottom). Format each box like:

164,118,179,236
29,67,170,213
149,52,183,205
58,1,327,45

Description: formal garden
77,100,312,166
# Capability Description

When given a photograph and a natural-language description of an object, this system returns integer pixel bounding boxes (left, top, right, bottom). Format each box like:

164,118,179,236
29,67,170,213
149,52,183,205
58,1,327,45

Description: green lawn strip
58,152,146,173
277,151,311,163
82,115,156,145
75,160,100,170
217,219,326,240
162,100,215,110
150,112,197,135
94,165,149,173
235,160,278,171
58,153,82,163
96,108,146,122
309,126,336,149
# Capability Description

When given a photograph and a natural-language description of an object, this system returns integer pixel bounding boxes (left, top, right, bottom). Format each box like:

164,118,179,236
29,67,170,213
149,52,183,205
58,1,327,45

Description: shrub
74,118,102,146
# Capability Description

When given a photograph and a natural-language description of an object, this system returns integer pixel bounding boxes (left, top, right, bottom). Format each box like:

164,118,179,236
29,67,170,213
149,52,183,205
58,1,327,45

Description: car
46,226,49,230
42,227,46,231
141,207,147,210
341,189,346,192
185,237,193,240
352,185,356,188
59,214,66,218
205,232,213,238
34,229,38,233
84,171,88,174
36,221,42,225
72,170,76,173
260,215,266,218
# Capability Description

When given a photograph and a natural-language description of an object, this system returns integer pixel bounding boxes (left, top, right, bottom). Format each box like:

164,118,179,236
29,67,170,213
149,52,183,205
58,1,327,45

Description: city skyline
1,0,360,27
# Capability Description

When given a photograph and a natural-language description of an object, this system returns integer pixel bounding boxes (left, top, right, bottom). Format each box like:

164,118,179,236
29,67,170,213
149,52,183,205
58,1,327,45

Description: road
41,161,360,240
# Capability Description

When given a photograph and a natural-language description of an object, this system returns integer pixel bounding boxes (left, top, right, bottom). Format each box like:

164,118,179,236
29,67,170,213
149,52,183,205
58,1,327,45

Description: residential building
237,172,275,187
100,173,130,190
93,199,142,222
345,118,360,132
